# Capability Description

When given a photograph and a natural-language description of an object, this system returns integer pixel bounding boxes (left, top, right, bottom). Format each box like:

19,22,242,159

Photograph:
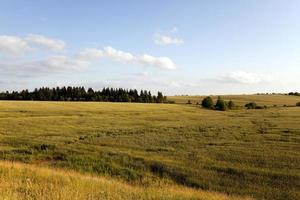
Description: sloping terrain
0,161,251,200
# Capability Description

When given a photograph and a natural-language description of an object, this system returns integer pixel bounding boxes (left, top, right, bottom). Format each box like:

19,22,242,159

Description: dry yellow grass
0,161,253,200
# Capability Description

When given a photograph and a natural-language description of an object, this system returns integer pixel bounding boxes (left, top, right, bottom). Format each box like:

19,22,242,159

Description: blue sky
0,0,300,94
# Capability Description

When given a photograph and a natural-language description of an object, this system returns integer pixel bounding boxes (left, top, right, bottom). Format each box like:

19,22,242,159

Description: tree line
0,87,168,103
288,92,300,96
201,96,267,111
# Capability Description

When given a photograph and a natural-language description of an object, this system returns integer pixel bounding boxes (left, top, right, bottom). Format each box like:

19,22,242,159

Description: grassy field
0,96,299,199
0,161,251,200
169,94,300,106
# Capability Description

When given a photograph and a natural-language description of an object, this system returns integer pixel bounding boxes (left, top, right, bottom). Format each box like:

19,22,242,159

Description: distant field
0,99,299,200
169,94,300,106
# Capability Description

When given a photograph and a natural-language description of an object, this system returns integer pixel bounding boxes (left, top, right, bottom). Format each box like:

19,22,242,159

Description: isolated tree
215,96,227,111
201,96,214,109
296,102,300,106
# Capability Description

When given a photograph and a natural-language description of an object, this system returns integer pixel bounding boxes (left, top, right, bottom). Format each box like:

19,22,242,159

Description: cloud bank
0,34,176,77
0,35,30,54
0,34,65,55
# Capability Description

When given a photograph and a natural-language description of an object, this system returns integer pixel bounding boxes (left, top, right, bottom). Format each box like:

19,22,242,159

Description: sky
0,0,300,95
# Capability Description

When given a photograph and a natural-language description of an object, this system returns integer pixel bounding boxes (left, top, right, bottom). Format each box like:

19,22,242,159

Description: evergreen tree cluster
0,87,168,103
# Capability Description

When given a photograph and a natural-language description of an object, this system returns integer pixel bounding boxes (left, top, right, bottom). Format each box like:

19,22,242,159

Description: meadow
0,95,299,200
169,94,300,106
0,161,251,200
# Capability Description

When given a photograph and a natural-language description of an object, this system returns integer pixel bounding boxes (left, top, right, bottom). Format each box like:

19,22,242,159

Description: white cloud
219,71,272,84
0,34,66,55
0,34,175,70
138,54,175,69
104,46,134,63
78,48,104,60
103,46,175,69
0,52,94,77
154,33,184,46
40,55,90,71
25,34,66,51
0,35,30,55
0,35,176,78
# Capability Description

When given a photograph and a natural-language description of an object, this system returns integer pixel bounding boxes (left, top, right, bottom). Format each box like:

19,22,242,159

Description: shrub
296,102,300,106
215,97,227,111
187,100,192,104
227,100,235,109
201,96,214,109
245,102,257,109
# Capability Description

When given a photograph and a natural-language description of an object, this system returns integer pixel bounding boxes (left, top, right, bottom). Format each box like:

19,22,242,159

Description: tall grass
0,161,252,200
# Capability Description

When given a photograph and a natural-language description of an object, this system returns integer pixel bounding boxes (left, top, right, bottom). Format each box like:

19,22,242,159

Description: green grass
0,98,299,200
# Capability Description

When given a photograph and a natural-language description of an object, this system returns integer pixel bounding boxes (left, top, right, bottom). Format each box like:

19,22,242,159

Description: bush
245,102,257,109
296,102,300,106
255,106,264,109
215,97,227,111
228,100,235,109
201,97,214,109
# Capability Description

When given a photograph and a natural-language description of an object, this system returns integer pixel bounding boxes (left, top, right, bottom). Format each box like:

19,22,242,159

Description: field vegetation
169,94,300,106
0,161,252,200
0,94,299,200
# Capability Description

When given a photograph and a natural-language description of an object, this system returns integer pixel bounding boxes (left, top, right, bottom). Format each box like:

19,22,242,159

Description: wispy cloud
0,57,88,77
154,33,184,46
218,71,273,84
154,27,184,46
78,48,104,60
25,34,66,51
0,34,65,55
170,27,178,33
0,35,30,55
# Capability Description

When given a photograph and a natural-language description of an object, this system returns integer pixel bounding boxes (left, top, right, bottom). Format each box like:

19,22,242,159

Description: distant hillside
168,94,300,106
